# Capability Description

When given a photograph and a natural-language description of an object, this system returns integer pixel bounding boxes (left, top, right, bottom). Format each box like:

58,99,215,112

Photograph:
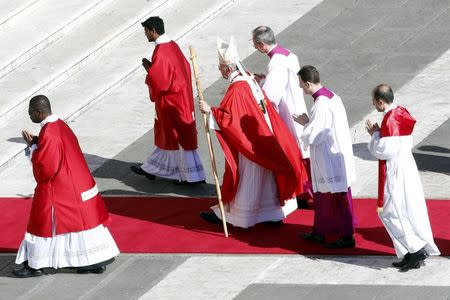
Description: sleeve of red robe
211,81,307,204
32,127,62,184
144,43,198,150
146,45,173,102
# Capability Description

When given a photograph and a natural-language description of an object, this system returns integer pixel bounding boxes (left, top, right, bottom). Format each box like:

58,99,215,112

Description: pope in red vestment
199,37,307,228
211,80,307,205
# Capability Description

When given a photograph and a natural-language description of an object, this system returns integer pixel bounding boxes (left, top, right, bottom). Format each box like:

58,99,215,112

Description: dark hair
297,65,320,84
373,84,394,104
30,95,52,113
141,16,165,35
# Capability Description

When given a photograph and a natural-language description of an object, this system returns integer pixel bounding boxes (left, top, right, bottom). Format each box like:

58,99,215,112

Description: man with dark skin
13,95,118,278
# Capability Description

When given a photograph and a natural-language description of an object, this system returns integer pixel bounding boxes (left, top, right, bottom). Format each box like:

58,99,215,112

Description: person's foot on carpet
326,236,355,249
130,165,156,180
12,262,45,278
300,232,325,243
297,198,309,209
174,180,206,186
200,211,222,224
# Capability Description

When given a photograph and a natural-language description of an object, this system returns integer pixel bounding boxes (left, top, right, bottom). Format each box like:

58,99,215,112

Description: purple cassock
313,187,356,238
310,87,356,239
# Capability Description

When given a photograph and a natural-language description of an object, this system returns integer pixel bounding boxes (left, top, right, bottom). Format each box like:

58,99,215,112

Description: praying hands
365,119,380,136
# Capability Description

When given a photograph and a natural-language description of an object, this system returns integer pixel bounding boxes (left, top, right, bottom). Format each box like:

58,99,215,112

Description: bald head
28,95,52,123
372,84,394,104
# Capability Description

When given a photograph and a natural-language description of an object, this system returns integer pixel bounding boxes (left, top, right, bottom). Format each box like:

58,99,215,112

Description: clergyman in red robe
13,95,119,278
130,16,205,185
366,84,439,272
198,37,308,228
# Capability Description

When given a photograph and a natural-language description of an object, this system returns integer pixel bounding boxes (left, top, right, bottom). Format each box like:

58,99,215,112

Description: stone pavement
0,0,449,299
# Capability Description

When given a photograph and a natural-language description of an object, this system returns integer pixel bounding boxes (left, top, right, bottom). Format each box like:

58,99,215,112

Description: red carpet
1,197,449,255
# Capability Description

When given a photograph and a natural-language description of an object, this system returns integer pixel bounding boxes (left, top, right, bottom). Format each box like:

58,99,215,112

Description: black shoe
301,232,325,243
297,198,309,209
326,236,355,249
200,211,222,224
262,220,283,227
174,180,206,186
392,253,411,268
130,166,156,180
400,248,428,272
12,263,45,278
399,260,421,272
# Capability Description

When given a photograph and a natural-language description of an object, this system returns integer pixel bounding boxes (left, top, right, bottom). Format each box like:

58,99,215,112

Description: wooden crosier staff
189,46,228,238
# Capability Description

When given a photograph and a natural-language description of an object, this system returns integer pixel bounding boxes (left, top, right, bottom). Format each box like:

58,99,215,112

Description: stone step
0,0,111,80
0,0,41,26
0,0,323,197
0,0,235,172
0,0,171,123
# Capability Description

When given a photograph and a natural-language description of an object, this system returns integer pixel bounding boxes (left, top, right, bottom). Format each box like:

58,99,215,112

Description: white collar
384,103,398,115
155,34,170,45
229,70,241,83
40,114,58,127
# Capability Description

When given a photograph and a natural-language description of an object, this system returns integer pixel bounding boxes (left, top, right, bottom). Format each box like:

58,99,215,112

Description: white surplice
142,146,206,182
261,46,310,158
367,104,440,258
209,72,297,228
301,91,355,193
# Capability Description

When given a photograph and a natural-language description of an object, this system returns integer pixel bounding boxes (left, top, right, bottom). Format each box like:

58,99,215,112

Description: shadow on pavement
352,142,377,161
0,254,16,278
84,153,217,197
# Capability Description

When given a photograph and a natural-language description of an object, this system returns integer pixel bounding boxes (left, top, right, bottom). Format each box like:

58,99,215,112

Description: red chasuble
211,80,308,205
145,41,198,150
28,119,110,237
377,106,416,207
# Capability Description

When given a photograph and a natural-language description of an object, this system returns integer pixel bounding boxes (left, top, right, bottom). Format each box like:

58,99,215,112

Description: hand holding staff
189,46,228,238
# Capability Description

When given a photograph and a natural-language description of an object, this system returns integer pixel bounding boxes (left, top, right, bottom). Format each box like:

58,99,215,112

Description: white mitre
217,36,239,65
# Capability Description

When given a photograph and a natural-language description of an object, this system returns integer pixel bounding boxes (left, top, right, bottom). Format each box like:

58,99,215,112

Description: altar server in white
366,84,440,272
294,65,356,248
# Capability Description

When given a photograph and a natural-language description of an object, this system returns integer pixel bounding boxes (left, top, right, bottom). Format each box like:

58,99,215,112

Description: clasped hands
142,58,152,71
21,130,37,147
365,119,380,136
292,113,309,126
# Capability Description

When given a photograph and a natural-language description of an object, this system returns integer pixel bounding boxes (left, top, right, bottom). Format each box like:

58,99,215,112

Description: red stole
377,105,416,207
145,41,198,150
211,80,308,205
